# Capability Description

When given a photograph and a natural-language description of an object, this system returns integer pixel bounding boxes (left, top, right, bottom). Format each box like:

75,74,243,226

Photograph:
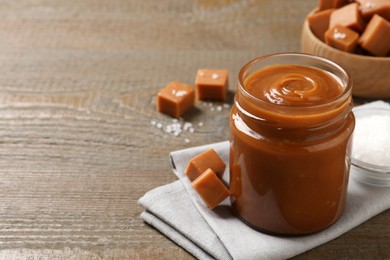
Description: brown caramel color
245,65,342,107
356,0,390,21
330,3,366,32
318,0,348,10
230,64,354,234
308,9,334,42
192,168,230,209
157,81,195,118
195,69,229,101
325,24,359,52
359,14,390,56
185,149,226,181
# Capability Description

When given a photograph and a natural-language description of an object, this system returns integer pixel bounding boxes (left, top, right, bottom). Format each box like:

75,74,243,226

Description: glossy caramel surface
230,64,355,235
245,65,343,106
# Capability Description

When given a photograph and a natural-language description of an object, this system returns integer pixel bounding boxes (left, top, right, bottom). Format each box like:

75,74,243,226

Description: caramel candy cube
308,9,335,42
157,81,195,118
185,149,226,181
192,168,230,209
325,24,360,52
358,14,390,56
318,0,348,11
195,69,228,101
356,0,390,21
330,3,366,32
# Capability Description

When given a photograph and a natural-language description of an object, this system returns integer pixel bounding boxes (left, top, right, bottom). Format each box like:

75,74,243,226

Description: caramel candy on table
330,3,366,32
192,168,230,209
195,69,229,101
356,0,390,21
325,24,360,52
318,0,348,11
359,14,390,56
157,81,195,118
308,9,335,42
185,149,226,181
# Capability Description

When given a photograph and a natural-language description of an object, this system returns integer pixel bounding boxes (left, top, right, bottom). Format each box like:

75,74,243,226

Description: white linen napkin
138,101,390,260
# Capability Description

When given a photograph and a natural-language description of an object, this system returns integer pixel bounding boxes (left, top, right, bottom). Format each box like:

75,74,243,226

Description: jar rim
237,52,353,111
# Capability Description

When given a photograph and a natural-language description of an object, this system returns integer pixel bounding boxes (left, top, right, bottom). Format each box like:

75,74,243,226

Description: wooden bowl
301,10,390,99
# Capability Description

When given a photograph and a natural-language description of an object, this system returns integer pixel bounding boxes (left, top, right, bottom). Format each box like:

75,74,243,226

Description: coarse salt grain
185,138,190,143
334,30,346,39
364,2,375,9
183,122,192,131
151,118,199,139
352,114,390,167
217,105,222,112
174,90,188,97
211,73,219,80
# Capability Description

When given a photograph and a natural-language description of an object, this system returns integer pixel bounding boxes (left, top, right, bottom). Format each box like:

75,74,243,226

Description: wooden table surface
0,0,388,259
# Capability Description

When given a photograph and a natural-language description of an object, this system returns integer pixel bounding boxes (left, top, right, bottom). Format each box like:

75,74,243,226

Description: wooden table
0,0,388,259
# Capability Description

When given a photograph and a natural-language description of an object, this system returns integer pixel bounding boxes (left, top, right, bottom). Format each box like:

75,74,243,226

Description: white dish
351,107,390,187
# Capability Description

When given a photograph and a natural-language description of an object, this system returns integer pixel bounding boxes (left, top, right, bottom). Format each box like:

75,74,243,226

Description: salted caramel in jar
229,53,355,235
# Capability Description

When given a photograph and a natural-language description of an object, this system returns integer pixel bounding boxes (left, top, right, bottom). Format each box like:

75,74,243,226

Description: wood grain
0,0,388,259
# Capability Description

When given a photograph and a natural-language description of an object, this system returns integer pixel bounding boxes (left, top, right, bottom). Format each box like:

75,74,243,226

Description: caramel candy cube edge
358,14,390,57
157,81,195,118
357,0,390,21
329,3,366,32
308,8,335,42
192,168,230,209
318,0,348,11
185,149,226,182
195,69,229,101
325,24,360,53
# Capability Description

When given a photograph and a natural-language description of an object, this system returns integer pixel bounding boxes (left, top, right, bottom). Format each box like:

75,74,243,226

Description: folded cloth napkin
138,101,390,260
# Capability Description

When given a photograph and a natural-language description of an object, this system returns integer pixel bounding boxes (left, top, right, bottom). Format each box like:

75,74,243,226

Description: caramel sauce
245,65,343,106
230,64,354,235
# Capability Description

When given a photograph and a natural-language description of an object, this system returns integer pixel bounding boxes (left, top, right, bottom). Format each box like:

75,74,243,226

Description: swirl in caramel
244,65,343,106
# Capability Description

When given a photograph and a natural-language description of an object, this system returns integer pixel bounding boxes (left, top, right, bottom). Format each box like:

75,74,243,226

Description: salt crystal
212,73,219,80
199,71,205,77
165,125,172,133
223,104,230,109
174,90,188,97
185,138,190,143
211,107,215,111
156,123,163,129
172,119,179,123
364,2,375,9
151,120,157,126
352,113,390,167
198,122,204,127
189,127,195,133
217,106,222,112
183,122,192,131
333,29,346,40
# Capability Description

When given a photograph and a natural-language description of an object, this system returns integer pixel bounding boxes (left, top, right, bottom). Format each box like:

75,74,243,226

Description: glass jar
229,53,355,235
